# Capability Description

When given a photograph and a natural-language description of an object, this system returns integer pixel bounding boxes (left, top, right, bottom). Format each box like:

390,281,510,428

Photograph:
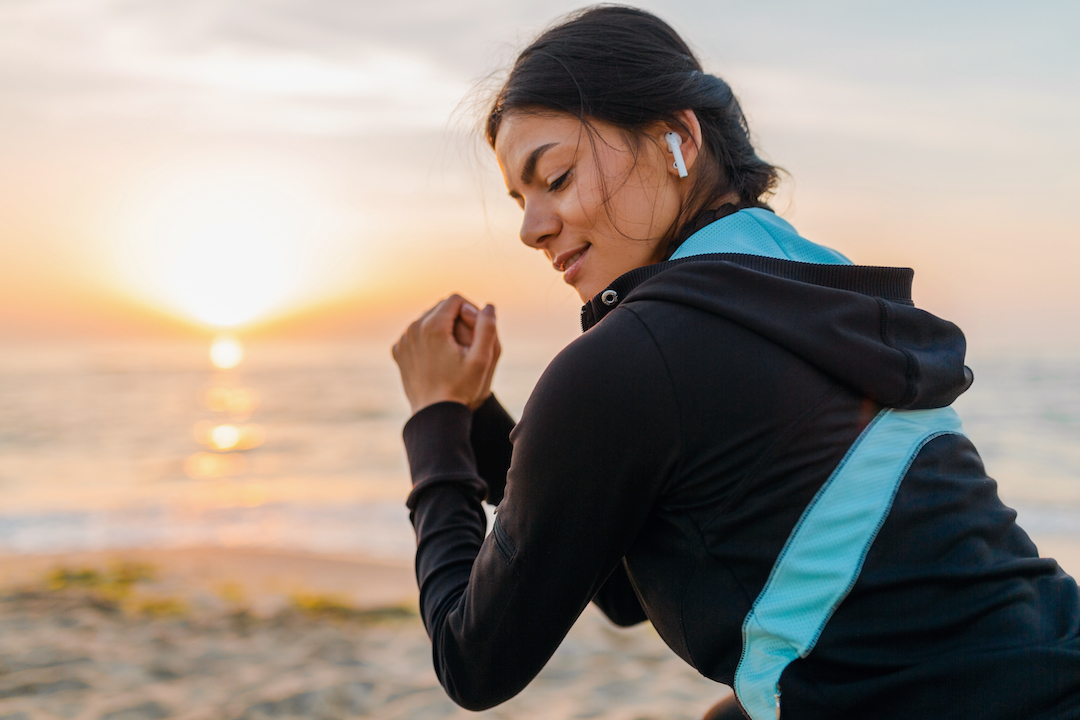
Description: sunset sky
1,0,1077,357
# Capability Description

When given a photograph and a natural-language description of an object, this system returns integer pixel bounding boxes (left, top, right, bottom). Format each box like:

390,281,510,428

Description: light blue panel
734,407,965,720
670,208,852,265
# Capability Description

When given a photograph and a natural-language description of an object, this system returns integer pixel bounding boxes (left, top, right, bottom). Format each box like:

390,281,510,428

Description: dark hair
485,5,779,247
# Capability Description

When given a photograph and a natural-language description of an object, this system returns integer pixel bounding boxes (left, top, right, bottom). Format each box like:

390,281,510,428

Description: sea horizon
1,338,1076,561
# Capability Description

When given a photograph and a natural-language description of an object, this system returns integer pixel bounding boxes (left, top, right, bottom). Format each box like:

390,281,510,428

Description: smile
553,245,590,285
553,245,589,272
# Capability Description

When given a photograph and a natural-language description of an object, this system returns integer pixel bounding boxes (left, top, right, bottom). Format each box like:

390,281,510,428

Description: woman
391,7,1080,719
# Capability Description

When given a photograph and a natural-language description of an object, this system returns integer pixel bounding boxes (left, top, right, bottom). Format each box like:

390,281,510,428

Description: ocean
0,341,1077,561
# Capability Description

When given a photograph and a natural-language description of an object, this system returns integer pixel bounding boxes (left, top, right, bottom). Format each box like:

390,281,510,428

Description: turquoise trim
670,208,852,265
734,407,965,720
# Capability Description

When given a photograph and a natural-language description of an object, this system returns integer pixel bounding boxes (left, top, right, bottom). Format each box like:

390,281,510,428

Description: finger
453,317,473,347
467,304,498,365
454,301,480,347
472,320,501,410
439,294,469,318
482,337,500,387
422,294,468,335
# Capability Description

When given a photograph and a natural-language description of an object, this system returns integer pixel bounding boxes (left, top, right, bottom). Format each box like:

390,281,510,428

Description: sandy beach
0,546,733,720
0,539,1076,720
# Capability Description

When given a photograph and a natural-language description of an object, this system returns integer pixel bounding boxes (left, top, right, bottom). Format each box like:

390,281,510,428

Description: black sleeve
472,392,647,625
469,394,515,506
403,311,680,711
592,562,648,627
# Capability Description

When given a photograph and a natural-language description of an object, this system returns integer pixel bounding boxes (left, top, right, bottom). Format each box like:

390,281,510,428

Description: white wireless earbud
664,132,688,178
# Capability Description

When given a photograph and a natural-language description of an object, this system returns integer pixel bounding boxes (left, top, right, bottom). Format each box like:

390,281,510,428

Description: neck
704,191,742,211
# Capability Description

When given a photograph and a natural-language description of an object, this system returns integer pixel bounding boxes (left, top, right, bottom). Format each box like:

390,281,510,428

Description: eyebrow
520,143,558,184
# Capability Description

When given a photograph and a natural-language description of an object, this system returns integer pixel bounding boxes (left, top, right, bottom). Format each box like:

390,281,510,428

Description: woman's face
495,112,685,302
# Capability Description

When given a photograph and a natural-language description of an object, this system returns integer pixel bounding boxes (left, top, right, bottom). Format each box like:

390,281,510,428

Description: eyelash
548,171,570,192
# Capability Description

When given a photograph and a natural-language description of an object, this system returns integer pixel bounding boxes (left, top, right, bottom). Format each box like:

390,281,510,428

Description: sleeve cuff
403,401,487,509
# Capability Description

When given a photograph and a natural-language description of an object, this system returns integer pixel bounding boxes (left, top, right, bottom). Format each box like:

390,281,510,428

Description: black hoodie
403,254,1080,718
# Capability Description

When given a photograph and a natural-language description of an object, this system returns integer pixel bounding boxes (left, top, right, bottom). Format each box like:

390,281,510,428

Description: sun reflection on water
185,335,265,486
210,335,244,370
192,421,265,451
183,451,248,480
210,424,241,450
204,386,257,418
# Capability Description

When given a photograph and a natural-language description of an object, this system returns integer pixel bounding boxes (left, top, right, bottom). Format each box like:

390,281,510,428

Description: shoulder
547,308,668,390
508,306,683,496
515,307,679,440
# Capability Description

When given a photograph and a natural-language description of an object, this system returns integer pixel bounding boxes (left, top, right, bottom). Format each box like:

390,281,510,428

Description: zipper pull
774,685,781,719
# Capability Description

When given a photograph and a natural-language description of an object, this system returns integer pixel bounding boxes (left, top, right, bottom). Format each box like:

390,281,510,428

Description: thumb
467,304,498,364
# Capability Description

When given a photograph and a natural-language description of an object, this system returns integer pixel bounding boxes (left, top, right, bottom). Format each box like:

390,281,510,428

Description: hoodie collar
578,211,972,410
669,208,852,265
582,209,855,332
580,253,913,332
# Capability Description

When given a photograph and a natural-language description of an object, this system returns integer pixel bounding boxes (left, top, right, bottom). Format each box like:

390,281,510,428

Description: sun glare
171,220,290,327
115,166,347,329
210,334,244,369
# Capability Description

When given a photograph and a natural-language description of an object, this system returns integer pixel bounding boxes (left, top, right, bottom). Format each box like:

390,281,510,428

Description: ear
659,109,703,178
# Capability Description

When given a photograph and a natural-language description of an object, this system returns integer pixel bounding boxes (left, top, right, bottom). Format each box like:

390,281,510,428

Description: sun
114,164,346,329
166,218,291,327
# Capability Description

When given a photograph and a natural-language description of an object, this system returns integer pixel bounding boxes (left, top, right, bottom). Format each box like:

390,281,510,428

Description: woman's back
577,250,1080,718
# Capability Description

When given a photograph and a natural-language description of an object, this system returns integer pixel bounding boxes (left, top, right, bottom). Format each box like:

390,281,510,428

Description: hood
581,253,973,410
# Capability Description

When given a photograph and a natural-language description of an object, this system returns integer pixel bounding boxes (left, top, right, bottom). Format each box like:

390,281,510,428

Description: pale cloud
0,0,473,134
727,65,1077,159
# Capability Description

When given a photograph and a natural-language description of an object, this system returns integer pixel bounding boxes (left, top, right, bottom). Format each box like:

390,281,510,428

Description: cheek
566,183,601,230
568,161,621,230
597,171,668,239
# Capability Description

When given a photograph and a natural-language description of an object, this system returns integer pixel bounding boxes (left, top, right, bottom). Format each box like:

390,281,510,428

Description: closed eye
548,171,570,192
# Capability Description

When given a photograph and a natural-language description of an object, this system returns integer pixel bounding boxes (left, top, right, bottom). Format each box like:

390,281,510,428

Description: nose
519,202,560,249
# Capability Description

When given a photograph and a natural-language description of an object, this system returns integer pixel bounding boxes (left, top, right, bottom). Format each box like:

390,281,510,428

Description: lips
553,244,589,273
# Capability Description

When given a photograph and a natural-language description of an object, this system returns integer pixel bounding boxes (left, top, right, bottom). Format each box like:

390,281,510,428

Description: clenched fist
392,294,501,415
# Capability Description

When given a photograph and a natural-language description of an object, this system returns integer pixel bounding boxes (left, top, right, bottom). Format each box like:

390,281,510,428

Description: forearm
403,401,488,640
410,483,485,637
403,396,641,709
404,402,530,709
